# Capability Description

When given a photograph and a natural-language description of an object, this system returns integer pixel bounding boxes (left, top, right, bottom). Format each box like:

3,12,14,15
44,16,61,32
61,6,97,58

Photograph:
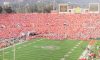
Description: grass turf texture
0,38,88,60
93,40,100,54
91,40,100,60
96,40,100,46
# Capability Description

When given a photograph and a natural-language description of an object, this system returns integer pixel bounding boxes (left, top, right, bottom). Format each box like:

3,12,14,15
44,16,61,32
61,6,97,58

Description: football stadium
0,0,100,60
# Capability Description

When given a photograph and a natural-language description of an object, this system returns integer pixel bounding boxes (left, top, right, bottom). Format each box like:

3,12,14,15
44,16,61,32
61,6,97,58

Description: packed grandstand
0,0,100,60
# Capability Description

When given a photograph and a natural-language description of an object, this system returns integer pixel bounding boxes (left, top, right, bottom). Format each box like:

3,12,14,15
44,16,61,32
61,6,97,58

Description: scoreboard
59,4,68,13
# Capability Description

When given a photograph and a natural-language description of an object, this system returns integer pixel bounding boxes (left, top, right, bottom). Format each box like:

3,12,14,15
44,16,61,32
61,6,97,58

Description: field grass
93,40,100,53
0,38,89,60
96,40,100,46
91,40,100,60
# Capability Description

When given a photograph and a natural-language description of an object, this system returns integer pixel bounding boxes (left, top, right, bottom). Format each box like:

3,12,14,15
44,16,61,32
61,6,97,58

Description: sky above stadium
0,0,100,4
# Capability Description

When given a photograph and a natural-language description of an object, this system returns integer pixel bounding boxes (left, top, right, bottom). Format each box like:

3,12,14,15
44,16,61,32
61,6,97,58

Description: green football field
0,38,89,60
94,40,100,52
96,40,100,46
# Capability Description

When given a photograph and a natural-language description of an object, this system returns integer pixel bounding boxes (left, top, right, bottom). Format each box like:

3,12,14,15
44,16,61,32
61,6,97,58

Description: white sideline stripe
61,41,83,60
79,45,92,59
79,42,93,59
79,49,89,59
28,42,34,45
0,39,41,51
0,41,28,51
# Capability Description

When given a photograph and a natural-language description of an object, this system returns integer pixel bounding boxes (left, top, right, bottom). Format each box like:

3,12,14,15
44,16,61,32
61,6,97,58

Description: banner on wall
74,7,81,13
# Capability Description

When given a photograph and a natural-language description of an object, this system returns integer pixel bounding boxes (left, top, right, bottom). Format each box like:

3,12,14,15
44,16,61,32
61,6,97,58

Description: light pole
53,0,56,10
18,0,23,13
37,0,44,13
42,0,44,13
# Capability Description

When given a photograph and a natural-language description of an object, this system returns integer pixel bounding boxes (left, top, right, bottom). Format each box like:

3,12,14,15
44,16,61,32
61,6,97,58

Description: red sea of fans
0,13,100,60
0,13,100,47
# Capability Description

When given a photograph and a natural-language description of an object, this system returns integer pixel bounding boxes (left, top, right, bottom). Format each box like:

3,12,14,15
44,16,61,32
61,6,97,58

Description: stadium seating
0,13,100,41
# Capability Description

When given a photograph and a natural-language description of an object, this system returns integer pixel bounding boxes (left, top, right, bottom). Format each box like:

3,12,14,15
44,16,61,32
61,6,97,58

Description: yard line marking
5,52,9,54
12,50,14,52
23,45,27,47
27,43,31,45
37,40,40,41
78,41,82,44
27,43,32,46
61,41,83,60
78,43,81,45
40,39,43,40
68,51,72,54
4,59,8,60
74,46,77,49
30,43,33,45
76,44,80,47
34,46,38,48
64,55,69,57
78,43,81,44
29,43,32,45
17,47,21,49
33,42,36,43
71,49,74,51
61,58,65,60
